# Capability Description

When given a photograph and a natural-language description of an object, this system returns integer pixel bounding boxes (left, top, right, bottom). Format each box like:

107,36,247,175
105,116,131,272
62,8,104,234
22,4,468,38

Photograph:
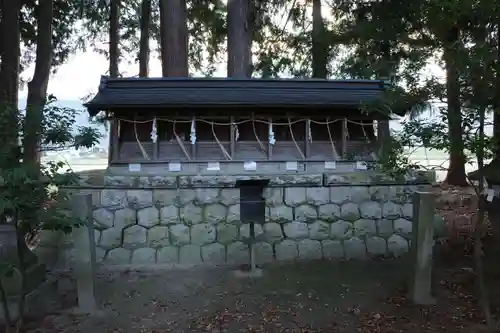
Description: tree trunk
444,27,467,186
23,0,53,165
108,0,120,165
312,0,327,79
159,0,188,77
0,0,21,164
138,0,151,77
109,0,120,77
227,0,251,77
493,22,500,161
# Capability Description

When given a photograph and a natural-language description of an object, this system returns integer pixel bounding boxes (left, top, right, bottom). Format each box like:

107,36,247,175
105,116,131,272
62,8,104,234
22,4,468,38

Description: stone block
366,236,387,256
330,221,353,240
191,224,216,245
99,227,123,250
147,226,170,248
275,239,298,261
283,221,309,239
157,246,178,263
105,248,131,264
308,221,330,240
126,190,153,209
153,189,178,207
180,203,203,224
329,187,350,205
262,223,283,243
131,248,156,264
344,237,367,259
220,188,239,206
263,188,284,206
284,187,307,207
114,208,136,228
318,204,340,221
137,207,160,228
348,187,371,203
201,243,226,263
340,203,360,221
359,201,382,219
387,234,408,257
402,203,413,219
93,208,113,228
178,189,196,206
100,190,127,209
255,242,274,264
227,204,240,223
394,218,412,238
194,188,220,205
170,224,190,245
382,201,402,219
294,204,318,222
353,219,377,237
322,240,344,259
179,244,202,264
94,230,101,244
160,205,179,224
306,187,329,206
204,204,228,224
268,205,293,223
298,239,322,259
376,219,394,237
122,225,147,249
95,247,106,263
216,224,238,244
227,241,249,264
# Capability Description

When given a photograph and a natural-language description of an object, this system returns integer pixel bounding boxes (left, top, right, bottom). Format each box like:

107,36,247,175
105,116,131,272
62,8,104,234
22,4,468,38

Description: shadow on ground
27,256,489,333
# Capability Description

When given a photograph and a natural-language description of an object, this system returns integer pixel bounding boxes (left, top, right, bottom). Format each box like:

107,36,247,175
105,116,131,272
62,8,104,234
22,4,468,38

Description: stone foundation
55,171,433,266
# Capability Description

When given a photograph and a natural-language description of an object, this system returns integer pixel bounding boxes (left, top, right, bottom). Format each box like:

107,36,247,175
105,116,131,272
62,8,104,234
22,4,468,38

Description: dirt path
28,257,486,333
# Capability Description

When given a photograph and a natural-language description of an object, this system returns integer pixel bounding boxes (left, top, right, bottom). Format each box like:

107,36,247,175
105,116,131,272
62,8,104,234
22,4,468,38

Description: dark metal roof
84,76,394,117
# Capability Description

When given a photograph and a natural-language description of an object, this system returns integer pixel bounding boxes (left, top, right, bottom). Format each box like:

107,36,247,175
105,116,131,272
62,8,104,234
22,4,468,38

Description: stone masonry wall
57,172,432,267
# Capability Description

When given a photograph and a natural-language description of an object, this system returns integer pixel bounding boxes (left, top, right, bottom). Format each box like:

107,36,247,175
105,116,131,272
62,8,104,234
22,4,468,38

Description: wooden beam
341,118,348,159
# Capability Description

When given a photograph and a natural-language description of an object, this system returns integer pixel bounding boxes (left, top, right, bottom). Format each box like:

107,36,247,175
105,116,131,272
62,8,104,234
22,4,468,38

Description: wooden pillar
305,119,311,159
341,118,348,159
267,117,273,160
153,118,159,160
191,117,196,160
109,117,119,164
230,116,236,158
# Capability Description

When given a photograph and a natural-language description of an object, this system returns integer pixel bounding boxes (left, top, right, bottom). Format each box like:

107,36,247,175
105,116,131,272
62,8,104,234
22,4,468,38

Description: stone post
71,194,97,313
408,191,436,304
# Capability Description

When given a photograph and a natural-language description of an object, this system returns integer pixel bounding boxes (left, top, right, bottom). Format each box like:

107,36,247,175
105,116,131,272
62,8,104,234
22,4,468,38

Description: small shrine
85,76,394,173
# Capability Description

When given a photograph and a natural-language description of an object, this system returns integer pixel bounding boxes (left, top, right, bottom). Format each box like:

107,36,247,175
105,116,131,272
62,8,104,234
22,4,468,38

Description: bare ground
25,253,493,333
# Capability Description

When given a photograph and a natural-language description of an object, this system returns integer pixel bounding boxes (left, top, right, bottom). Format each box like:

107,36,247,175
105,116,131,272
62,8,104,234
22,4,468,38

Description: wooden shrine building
84,76,396,174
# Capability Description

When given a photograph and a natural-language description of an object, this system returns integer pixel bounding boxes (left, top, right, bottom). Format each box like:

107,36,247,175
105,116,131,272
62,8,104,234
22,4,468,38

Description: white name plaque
128,163,141,172
168,162,181,172
324,161,336,169
285,161,298,171
244,161,257,171
207,162,220,171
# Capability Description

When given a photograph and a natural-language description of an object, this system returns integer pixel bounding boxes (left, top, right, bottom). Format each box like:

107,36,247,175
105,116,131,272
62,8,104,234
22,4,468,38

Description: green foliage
0,97,101,236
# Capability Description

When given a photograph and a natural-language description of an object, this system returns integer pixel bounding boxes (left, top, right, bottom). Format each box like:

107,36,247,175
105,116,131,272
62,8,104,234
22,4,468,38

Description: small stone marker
408,191,436,305
71,194,97,313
